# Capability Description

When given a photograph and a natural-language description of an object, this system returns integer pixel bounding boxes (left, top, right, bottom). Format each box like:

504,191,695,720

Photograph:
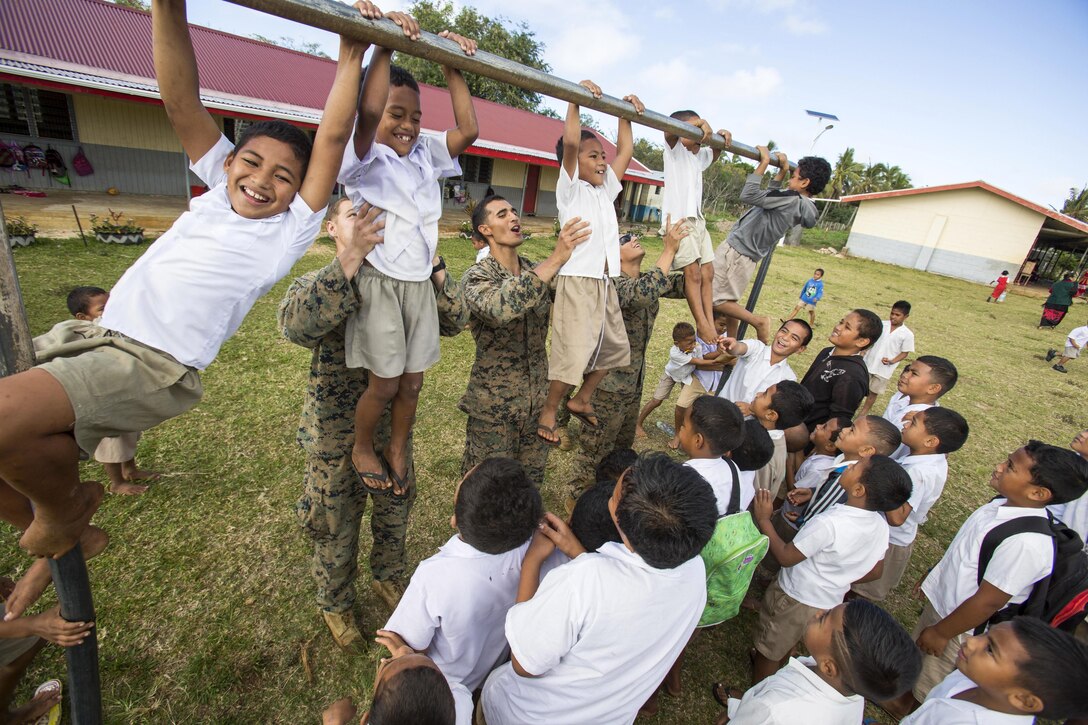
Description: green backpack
697,460,769,628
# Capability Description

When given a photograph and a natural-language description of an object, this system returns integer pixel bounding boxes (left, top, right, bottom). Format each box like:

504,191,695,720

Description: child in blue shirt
784,268,824,327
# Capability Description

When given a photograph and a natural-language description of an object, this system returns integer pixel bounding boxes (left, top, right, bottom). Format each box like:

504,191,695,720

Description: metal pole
0,199,102,725
225,0,795,169
736,247,776,341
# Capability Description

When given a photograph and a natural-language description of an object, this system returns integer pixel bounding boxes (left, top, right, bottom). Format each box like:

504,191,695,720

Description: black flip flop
536,423,561,447
567,409,599,430
711,682,744,708
380,454,414,499
355,465,389,495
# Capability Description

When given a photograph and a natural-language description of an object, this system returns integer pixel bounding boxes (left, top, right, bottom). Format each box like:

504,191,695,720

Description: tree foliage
1061,185,1088,221
395,1,551,112
109,0,149,10
632,138,663,171
249,35,330,58
824,149,911,198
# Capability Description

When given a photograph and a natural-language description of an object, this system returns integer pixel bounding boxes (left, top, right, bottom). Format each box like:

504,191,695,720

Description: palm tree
1062,185,1088,221
883,165,912,190
854,162,888,194
825,148,863,198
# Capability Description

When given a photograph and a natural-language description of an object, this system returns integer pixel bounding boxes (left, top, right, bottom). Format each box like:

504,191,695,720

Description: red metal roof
0,0,659,183
842,181,1088,234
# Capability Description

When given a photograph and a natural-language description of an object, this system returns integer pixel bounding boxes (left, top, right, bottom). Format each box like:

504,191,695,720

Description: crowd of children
1,2,1087,724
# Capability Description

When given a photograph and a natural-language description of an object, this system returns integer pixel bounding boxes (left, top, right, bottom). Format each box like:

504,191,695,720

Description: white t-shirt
864,321,915,378
555,163,622,278
922,499,1054,620
1050,489,1088,549
661,141,712,221
449,679,474,725
794,454,837,490
480,542,705,725
1068,325,1088,348
384,535,529,692
718,339,797,405
693,338,721,393
883,393,936,460
338,130,460,281
901,670,1035,725
686,457,748,515
779,504,889,609
100,135,324,369
475,246,490,263
891,454,949,546
665,345,696,385
726,656,864,725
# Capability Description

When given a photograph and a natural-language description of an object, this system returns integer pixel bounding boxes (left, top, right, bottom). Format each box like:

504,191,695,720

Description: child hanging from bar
536,80,644,444
340,11,479,494
0,0,371,558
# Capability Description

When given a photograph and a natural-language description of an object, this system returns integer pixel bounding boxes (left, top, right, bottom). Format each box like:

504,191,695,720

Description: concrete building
842,181,1088,285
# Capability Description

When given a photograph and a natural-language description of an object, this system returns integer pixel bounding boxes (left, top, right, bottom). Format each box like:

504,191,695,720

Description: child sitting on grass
0,0,367,558
382,458,541,724
746,381,814,500
679,396,746,515
882,355,958,458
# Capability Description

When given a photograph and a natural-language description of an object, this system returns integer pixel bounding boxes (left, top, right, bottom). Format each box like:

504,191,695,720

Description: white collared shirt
718,339,797,405
100,135,324,369
475,246,490,263
1067,325,1088,348
661,141,713,221
556,163,622,278
384,534,529,693
901,670,1035,725
1050,489,1088,549
686,457,748,515
794,454,837,490
892,454,949,546
922,498,1054,620
726,656,864,725
780,504,889,609
480,542,705,725
338,130,460,281
665,345,696,385
883,393,937,459
864,321,915,377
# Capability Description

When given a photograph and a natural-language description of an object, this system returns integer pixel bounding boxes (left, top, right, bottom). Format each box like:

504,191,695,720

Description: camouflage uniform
459,254,552,484
279,258,467,613
570,270,686,496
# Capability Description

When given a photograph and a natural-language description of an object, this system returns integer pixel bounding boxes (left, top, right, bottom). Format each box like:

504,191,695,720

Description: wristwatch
431,256,446,276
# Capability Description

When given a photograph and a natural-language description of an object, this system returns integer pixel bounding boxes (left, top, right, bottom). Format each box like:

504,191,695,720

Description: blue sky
188,0,1087,208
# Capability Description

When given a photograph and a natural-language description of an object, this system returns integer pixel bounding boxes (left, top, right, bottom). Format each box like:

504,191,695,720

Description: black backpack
975,511,1088,634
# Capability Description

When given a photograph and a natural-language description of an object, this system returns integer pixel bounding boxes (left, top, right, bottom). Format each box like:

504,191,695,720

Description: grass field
3,230,1086,723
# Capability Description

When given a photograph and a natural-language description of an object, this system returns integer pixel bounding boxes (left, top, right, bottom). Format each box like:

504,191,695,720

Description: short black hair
781,318,813,346
767,381,814,430
892,300,911,315
672,322,695,342
596,448,638,484
731,418,774,471
832,599,921,701
852,309,884,351
814,267,824,275
615,454,717,569
1000,270,1009,275
669,109,699,123
915,355,958,396
235,120,313,176
827,415,853,443
861,415,902,456
1009,616,1088,719
688,396,745,456
1022,440,1088,505
917,407,969,454
471,194,507,242
66,286,107,316
797,156,832,195
389,63,420,93
857,455,913,512
570,481,622,552
555,129,598,165
369,663,456,725
455,458,543,554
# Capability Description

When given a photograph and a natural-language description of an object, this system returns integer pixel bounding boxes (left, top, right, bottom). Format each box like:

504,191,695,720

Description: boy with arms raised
799,309,883,431
0,0,367,558
536,80,645,444
858,300,915,416
341,20,479,495
717,319,811,410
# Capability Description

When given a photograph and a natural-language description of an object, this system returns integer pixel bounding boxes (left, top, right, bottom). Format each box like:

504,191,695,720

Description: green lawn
3,233,1086,723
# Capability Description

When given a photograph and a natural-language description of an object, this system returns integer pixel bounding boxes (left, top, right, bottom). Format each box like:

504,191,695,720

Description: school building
842,181,1088,286
0,0,663,222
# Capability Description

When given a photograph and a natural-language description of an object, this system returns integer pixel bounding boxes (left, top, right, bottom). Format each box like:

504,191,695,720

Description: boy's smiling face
772,321,809,358
828,312,866,351
577,136,608,186
224,135,303,219
477,198,522,246
377,84,422,157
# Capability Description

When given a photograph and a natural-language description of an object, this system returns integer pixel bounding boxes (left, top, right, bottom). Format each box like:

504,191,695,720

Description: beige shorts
852,541,914,602
1066,345,1080,359
347,265,440,378
712,243,759,305
755,436,788,498
912,600,966,701
94,431,141,464
801,302,817,312
0,605,37,666
676,376,707,408
669,217,714,269
651,370,677,401
868,373,892,396
36,328,202,456
754,577,822,661
548,276,630,386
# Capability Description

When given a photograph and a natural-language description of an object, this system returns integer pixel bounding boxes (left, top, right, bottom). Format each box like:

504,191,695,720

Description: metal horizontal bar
225,0,794,169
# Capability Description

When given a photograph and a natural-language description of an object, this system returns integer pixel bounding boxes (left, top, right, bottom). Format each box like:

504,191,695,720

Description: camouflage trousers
296,452,416,613
569,387,639,498
462,415,550,485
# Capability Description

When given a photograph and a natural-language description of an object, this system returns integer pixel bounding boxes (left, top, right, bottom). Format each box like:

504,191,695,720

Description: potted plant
90,209,145,245
6,216,38,247
459,198,477,239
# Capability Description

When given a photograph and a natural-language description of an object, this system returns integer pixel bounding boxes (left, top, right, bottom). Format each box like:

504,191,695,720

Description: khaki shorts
676,376,707,408
549,276,630,386
912,600,965,701
852,541,914,602
651,370,677,401
669,217,714,269
868,373,892,396
754,577,822,661
712,243,759,305
94,431,141,464
0,605,37,666
755,435,788,499
1066,345,1080,359
346,265,440,378
801,302,817,311
36,328,202,456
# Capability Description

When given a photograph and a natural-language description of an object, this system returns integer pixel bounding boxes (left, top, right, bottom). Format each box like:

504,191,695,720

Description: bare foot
19,481,104,559
696,324,718,346
122,466,161,482
7,684,61,725
667,437,681,450
4,560,51,620
82,525,109,559
752,315,772,344
634,426,648,439
109,481,149,495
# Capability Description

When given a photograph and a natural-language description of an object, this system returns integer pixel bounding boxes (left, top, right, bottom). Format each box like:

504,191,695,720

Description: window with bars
460,155,493,184
0,84,75,140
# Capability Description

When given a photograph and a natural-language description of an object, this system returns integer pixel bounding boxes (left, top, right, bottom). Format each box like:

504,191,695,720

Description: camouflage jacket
598,269,685,395
458,254,551,421
278,258,467,457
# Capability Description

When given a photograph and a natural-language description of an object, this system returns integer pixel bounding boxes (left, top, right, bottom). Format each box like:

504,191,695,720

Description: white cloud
653,6,675,20
783,13,827,35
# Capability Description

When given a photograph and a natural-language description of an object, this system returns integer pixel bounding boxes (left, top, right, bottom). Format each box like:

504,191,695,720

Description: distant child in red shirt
987,270,1009,303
